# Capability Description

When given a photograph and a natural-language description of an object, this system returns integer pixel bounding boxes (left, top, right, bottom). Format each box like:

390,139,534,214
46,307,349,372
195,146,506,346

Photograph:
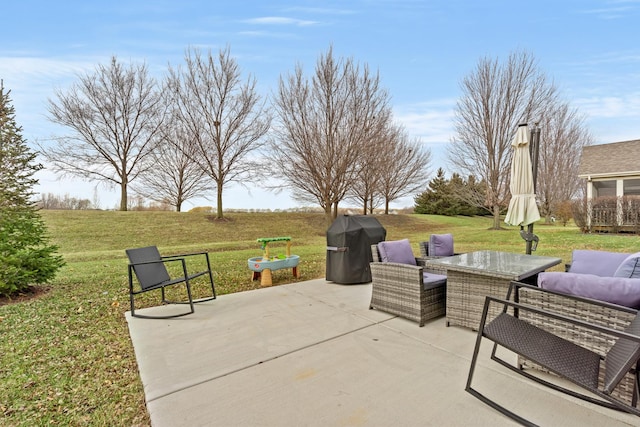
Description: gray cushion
614,252,640,278
377,239,416,266
423,272,446,290
568,250,629,277
538,271,640,308
428,233,454,257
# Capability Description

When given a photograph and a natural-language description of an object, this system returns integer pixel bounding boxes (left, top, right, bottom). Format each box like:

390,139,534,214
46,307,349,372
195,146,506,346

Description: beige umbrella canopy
504,124,540,227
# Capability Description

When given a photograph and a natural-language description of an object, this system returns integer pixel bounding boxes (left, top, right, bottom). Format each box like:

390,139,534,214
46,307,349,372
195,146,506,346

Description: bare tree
133,111,212,211
43,57,165,211
377,127,432,214
346,130,386,214
537,102,593,222
166,46,271,220
449,51,557,229
271,46,392,224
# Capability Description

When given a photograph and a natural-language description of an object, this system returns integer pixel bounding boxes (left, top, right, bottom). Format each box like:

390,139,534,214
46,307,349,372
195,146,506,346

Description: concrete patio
126,279,638,426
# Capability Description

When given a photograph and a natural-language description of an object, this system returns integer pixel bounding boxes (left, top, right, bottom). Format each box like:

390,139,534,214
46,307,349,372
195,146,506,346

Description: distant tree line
39,193,93,210
40,46,431,224
38,48,591,225
414,168,487,216
37,192,176,211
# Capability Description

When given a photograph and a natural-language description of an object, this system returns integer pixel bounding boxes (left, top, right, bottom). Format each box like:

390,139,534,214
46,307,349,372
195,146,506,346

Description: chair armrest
511,281,637,315
481,294,640,344
162,251,209,259
370,262,423,289
419,241,429,258
371,261,423,274
510,281,637,356
416,257,447,275
129,258,184,267
162,251,212,274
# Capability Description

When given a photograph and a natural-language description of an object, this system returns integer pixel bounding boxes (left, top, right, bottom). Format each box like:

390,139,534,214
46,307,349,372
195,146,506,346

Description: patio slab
126,279,638,426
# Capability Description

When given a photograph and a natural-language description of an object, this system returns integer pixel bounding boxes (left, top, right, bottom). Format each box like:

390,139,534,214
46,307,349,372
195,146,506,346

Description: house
578,139,640,232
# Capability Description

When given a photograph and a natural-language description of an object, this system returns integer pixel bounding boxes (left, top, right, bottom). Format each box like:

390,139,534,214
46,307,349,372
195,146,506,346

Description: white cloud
283,7,356,15
243,16,318,26
393,99,456,144
579,0,640,19
574,93,640,119
393,99,457,178
0,56,101,140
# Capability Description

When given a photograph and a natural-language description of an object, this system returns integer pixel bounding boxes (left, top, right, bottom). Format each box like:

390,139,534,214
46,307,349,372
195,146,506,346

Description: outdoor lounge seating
537,249,640,309
369,240,447,326
418,233,456,258
126,246,216,319
466,281,640,425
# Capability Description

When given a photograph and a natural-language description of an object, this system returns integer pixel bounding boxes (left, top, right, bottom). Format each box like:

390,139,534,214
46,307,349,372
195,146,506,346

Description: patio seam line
375,321,474,360
145,316,398,404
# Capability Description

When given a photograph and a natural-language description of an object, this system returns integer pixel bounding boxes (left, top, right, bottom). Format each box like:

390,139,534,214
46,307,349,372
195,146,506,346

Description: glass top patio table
425,250,561,281
426,251,562,330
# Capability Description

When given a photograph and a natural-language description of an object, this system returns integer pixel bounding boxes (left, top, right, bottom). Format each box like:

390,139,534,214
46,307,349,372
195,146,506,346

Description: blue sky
2,0,640,210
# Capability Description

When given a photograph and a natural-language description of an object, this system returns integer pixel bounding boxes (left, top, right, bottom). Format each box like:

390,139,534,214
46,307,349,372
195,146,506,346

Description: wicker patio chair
418,233,457,258
369,242,447,326
126,246,216,319
466,283,640,426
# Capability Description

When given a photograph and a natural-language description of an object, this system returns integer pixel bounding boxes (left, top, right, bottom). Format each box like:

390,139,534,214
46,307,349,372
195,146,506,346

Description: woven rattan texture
518,287,637,405
445,270,513,330
369,245,446,326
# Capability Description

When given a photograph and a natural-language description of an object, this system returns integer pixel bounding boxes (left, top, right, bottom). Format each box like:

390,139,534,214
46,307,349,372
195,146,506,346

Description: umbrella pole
525,224,533,254
526,124,541,255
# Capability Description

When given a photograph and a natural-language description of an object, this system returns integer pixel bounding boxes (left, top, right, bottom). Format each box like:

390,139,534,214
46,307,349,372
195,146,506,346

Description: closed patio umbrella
504,123,540,253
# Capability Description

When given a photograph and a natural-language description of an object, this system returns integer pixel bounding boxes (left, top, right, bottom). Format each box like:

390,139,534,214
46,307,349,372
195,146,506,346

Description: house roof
578,139,640,178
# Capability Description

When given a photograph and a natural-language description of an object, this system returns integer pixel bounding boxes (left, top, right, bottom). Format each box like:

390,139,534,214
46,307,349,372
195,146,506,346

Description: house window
593,180,616,197
623,179,640,196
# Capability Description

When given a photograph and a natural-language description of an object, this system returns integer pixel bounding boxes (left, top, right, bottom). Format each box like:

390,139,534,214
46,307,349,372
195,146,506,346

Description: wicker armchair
369,243,447,326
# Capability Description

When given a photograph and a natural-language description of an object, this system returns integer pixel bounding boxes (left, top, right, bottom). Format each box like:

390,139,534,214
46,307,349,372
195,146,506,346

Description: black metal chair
466,282,640,426
126,246,216,319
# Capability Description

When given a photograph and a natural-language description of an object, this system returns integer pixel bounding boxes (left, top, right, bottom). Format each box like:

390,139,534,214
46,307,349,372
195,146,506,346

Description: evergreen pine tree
0,81,64,296
414,168,449,214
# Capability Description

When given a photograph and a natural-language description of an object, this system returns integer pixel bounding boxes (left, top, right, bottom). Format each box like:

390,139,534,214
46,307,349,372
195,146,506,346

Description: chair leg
184,278,195,314
188,254,216,303
465,320,537,427
130,286,195,319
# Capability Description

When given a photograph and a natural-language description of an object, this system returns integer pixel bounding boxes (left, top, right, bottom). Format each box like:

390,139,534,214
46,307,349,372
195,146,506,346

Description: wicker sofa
537,249,640,309
369,240,448,326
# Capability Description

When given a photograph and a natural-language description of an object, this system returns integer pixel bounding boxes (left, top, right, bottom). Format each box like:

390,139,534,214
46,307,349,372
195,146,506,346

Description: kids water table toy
248,236,300,286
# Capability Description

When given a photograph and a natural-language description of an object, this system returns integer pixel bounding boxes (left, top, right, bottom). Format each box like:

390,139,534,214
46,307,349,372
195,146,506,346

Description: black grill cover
326,215,386,284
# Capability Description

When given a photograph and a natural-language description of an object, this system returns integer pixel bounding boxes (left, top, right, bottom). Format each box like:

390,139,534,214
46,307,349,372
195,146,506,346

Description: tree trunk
216,184,224,219
324,204,333,227
491,204,501,230
120,181,128,211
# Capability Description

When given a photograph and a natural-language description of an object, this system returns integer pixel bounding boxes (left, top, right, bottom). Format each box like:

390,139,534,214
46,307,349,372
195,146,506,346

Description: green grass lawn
1,210,638,426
